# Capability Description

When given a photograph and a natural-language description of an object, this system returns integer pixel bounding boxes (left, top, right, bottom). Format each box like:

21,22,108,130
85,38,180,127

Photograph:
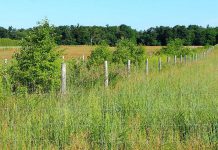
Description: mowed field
0,45,161,60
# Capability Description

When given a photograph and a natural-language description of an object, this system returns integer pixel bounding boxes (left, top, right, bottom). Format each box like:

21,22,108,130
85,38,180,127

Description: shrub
159,39,191,56
112,39,146,65
9,19,61,93
131,45,146,65
87,42,112,67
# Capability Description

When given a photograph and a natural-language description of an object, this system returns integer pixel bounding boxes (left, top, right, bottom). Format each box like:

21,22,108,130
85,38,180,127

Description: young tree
87,41,112,67
112,39,146,65
9,19,61,93
160,39,190,56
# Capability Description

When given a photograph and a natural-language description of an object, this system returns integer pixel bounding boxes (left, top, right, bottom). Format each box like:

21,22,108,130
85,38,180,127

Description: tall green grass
0,47,217,149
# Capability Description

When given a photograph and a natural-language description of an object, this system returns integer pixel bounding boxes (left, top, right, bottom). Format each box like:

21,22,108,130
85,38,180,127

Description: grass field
0,46,217,149
0,45,162,60
0,38,20,47
0,45,203,60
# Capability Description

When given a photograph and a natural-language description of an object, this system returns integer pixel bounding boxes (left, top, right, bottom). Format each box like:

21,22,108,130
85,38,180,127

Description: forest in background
0,24,218,46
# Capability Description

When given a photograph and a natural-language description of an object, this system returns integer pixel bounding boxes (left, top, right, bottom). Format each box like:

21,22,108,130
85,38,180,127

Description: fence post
61,63,67,94
82,54,85,62
4,59,7,64
192,54,195,61
180,55,183,63
146,58,149,75
174,55,177,65
104,61,109,87
184,55,187,64
158,57,162,72
203,52,206,58
127,60,131,76
2,58,8,95
167,56,170,63
195,54,198,61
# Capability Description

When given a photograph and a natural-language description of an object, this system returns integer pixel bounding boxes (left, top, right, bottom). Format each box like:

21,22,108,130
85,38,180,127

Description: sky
0,0,218,30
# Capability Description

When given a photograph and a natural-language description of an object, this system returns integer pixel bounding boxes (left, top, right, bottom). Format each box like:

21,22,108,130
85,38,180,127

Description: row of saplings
69,38,199,90
0,20,199,95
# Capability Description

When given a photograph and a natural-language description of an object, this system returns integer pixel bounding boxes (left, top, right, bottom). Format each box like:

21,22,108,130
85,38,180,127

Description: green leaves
160,39,191,56
112,39,146,65
9,19,61,93
87,42,112,67
87,39,146,67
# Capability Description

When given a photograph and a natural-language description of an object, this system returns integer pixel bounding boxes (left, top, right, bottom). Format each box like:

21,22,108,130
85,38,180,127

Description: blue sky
0,0,217,30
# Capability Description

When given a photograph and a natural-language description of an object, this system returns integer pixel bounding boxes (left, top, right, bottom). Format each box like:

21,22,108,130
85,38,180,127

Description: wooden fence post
184,55,187,64
82,54,85,62
2,59,8,94
4,59,7,64
127,60,131,76
174,55,177,65
180,55,183,63
104,61,109,87
61,63,67,94
158,58,162,72
195,54,198,61
167,56,170,63
146,58,149,75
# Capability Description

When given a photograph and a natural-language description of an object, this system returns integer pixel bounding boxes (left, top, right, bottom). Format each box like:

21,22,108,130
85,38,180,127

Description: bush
9,19,61,93
87,42,112,67
159,39,191,56
112,39,146,65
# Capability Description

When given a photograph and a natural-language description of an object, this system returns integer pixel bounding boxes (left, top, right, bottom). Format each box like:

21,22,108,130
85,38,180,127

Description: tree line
1,20,213,94
0,24,218,46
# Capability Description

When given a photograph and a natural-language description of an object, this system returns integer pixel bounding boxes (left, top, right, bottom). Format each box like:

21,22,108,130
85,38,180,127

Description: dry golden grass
0,48,18,60
0,45,162,60
0,45,202,60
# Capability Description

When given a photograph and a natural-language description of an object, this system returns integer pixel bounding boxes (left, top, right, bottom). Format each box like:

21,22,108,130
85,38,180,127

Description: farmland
1,0,218,149
0,45,202,60
0,44,217,149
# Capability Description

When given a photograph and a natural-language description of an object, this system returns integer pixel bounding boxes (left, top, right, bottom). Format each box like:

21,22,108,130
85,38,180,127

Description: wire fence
0,46,217,149
0,46,215,91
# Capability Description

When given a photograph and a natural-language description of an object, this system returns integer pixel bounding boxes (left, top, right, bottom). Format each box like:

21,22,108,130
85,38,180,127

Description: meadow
0,45,217,149
0,38,20,47
0,45,202,60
